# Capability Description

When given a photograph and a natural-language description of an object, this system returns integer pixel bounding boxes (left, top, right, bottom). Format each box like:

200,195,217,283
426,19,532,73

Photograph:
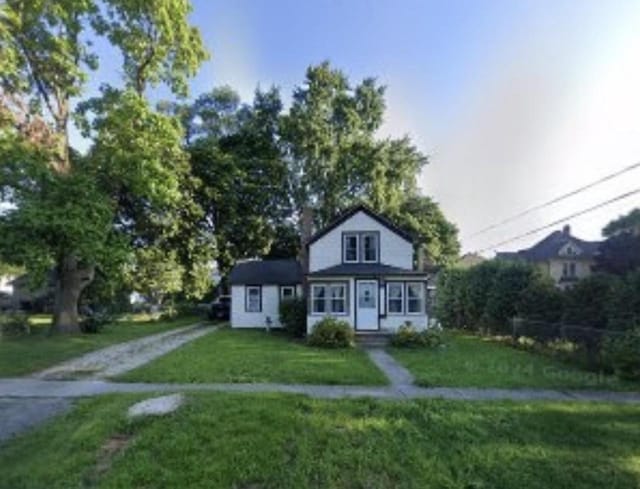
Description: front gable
308,207,414,273
558,241,583,257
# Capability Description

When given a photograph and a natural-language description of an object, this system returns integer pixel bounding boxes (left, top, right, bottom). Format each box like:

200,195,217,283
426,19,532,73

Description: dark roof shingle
229,259,302,285
308,263,427,277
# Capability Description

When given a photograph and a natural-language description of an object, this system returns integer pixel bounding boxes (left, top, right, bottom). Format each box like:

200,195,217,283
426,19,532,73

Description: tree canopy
0,0,209,332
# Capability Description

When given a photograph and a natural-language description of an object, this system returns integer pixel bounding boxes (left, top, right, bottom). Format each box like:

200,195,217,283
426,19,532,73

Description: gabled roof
308,263,427,277
306,204,414,246
496,229,601,262
229,259,302,285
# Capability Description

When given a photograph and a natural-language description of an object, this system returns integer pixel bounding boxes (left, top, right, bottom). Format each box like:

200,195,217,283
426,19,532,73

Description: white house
228,205,433,334
229,259,303,328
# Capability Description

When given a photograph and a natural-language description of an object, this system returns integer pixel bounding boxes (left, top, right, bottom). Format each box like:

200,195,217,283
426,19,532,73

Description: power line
465,161,640,239
476,187,640,254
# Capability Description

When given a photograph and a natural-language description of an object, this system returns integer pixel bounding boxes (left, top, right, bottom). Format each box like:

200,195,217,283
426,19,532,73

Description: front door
356,280,378,331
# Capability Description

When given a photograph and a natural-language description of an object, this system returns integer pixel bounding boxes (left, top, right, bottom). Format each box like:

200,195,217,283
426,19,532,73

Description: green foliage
185,87,290,273
394,195,460,267
79,312,114,334
281,61,459,265
308,317,354,348
562,274,617,328
278,297,307,337
0,312,30,336
516,277,564,323
124,247,184,306
602,328,640,380
0,0,209,332
603,207,640,237
390,322,443,348
484,262,537,333
436,261,550,332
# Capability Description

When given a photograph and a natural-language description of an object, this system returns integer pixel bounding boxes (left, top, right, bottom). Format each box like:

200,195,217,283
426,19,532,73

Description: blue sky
70,0,640,254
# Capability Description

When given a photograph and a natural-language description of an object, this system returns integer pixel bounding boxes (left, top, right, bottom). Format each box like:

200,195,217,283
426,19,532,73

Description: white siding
309,211,413,272
307,277,356,333
231,284,303,329
231,285,283,329
306,277,429,334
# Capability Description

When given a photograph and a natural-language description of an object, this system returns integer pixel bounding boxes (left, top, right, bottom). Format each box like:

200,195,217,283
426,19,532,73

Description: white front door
356,280,378,331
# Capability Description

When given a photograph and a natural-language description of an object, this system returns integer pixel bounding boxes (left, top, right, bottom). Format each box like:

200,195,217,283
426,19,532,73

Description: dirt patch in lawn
84,433,133,485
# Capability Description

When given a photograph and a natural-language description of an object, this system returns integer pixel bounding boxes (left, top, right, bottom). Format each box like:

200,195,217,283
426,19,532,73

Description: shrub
308,317,354,348
0,312,30,336
390,321,443,348
602,328,640,380
80,312,113,334
279,297,307,337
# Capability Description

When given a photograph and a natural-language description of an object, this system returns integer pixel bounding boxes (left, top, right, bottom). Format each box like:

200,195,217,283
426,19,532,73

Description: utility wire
465,161,640,239
476,187,640,254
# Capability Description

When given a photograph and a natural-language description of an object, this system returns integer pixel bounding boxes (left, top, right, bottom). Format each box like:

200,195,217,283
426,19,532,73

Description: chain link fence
511,318,626,370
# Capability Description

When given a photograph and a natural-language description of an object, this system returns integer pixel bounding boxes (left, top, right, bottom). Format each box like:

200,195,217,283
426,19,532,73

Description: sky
70,0,640,256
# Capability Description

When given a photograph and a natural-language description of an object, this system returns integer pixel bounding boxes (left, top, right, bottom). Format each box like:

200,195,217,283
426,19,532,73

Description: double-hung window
343,234,359,262
280,286,295,301
312,285,327,313
245,286,262,312
343,232,378,263
330,284,346,313
311,283,347,314
387,282,404,314
406,282,424,314
361,233,378,262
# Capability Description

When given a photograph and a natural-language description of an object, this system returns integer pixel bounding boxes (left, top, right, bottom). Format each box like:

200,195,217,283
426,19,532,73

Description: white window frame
343,233,359,263
311,284,327,314
310,282,348,315
361,232,379,263
406,282,425,315
280,285,296,301
330,284,347,314
245,286,262,313
386,282,404,315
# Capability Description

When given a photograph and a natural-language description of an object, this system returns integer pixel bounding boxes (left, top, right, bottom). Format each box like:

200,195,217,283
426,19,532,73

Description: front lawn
117,329,388,385
390,331,637,390
1,393,639,488
0,314,201,377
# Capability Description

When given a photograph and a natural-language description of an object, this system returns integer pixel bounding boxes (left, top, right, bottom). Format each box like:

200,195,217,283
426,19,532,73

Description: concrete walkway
0,397,72,443
2,378,640,403
365,348,415,386
34,323,215,380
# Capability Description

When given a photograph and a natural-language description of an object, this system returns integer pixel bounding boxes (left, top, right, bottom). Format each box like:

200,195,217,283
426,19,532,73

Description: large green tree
0,0,208,332
177,86,291,274
282,61,458,265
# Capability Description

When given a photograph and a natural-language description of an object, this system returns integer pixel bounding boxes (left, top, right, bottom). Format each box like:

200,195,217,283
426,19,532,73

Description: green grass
1,393,639,488
117,329,388,385
0,314,201,377
390,331,638,390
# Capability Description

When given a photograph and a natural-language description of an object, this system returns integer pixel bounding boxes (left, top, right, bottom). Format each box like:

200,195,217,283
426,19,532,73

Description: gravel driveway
33,323,216,380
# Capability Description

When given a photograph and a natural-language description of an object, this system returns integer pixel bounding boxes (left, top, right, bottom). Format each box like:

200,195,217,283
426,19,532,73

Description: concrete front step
355,333,392,347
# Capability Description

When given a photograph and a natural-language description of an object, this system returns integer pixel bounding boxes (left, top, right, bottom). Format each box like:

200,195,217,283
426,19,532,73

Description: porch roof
307,263,428,278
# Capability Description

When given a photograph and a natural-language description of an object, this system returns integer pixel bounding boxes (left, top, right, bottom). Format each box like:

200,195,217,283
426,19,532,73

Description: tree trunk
51,256,94,334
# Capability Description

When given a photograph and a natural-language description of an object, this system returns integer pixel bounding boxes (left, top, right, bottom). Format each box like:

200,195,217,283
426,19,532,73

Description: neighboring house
0,275,14,295
496,225,601,289
229,205,433,333
9,273,54,311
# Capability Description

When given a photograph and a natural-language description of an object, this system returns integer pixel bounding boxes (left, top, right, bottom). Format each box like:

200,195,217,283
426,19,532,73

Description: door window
358,283,377,308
